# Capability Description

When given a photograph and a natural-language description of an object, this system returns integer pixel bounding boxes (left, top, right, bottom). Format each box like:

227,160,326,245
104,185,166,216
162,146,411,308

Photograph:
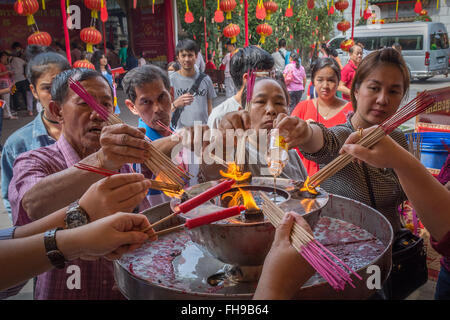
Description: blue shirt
137,118,167,197
1,112,56,219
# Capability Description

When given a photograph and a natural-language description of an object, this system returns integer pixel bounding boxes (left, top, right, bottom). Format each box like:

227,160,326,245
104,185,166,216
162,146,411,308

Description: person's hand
273,113,312,149
173,93,194,109
78,173,152,221
59,212,157,261
339,126,405,170
254,212,315,300
96,123,152,170
218,110,251,131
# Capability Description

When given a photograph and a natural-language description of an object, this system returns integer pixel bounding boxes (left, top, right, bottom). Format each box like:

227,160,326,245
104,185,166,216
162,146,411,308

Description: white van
328,22,449,80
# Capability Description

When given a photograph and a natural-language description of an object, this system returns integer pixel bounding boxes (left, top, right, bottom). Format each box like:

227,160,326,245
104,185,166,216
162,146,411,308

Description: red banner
129,2,168,62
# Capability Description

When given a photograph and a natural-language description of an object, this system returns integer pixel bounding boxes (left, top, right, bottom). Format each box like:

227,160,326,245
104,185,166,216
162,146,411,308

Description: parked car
328,22,449,80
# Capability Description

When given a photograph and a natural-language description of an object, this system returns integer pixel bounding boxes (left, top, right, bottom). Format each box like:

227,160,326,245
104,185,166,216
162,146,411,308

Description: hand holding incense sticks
260,192,362,291
74,163,182,194
143,205,245,235
303,89,443,193
147,179,236,230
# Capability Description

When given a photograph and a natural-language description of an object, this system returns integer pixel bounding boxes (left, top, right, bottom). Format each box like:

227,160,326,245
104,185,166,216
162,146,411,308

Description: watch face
65,205,89,229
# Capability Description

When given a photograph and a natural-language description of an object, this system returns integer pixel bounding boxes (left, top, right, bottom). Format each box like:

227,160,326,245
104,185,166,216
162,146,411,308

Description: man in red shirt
338,45,363,101
205,53,216,70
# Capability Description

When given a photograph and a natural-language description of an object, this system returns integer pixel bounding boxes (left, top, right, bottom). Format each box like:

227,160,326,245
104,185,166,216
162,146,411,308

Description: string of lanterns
13,0,53,47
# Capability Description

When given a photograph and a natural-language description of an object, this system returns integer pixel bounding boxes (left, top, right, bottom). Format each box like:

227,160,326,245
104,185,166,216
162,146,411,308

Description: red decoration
215,9,224,23
340,38,354,51
14,0,39,26
80,27,102,52
263,1,278,20
363,8,371,19
73,60,96,70
285,0,293,17
27,31,52,46
185,0,194,23
185,11,194,23
100,0,108,22
223,23,240,43
328,5,335,15
335,0,349,12
174,180,236,214
220,0,237,20
256,23,273,44
420,9,427,16
256,0,266,20
307,0,315,10
337,19,350,35
414,0,422,14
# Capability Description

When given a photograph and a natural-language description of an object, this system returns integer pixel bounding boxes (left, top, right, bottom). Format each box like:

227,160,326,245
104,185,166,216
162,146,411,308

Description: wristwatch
44,228,66,269
64,201,90,229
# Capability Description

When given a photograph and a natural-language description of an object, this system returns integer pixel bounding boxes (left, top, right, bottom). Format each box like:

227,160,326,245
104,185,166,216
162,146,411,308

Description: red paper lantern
84,0,108,21
328,5,335,15
256,1,266,20
340,39,354,52
220,0,237,20
223,23,240,44
263,1,278,20
185,11,194,23
337,19,350,35
414,0,422,14
27,31,52,47
73,60,96,70
80,27,102,53
363,8,371,19
14,0,39,26
285,0,293,17
214,10,224,23
335,0,349,13
420,9,427,16
256,23,273,44
307,0,315,10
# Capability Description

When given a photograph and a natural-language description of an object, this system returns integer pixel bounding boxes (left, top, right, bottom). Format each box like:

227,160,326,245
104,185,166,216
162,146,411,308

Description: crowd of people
0,35,448,302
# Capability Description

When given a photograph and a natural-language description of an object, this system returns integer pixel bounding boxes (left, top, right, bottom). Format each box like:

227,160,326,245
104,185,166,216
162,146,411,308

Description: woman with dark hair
1,51,70,217
126,47,138,71
91,50,113,87
293,47,410,236
283,52,306,113
291,57,352,175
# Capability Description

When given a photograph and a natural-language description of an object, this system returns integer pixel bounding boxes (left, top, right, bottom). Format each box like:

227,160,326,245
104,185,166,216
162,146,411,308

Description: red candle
175,179,235,213
185,205,245,229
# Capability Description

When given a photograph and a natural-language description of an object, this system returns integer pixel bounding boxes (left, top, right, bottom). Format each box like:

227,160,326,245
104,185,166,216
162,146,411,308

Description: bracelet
44,228,67,269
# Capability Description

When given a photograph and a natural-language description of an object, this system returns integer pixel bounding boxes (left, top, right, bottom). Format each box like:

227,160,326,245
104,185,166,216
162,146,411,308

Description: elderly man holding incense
7,68,156,299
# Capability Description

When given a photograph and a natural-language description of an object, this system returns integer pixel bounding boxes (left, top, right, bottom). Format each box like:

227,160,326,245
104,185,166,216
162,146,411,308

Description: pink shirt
9,134,151,299
283,62,306,92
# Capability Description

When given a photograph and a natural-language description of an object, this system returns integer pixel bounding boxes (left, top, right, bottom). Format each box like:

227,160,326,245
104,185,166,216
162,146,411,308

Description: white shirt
221,53,232,78
196,52,205,73
10,57,26,83
207,96,241,129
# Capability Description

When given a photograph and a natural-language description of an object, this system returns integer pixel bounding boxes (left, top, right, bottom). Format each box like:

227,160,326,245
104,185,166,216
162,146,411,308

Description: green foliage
177,0,340,66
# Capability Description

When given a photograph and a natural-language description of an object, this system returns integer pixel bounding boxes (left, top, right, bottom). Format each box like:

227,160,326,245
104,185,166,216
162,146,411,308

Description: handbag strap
361,162,377,209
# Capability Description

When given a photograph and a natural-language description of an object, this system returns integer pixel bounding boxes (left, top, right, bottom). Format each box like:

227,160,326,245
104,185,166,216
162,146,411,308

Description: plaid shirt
9,134,151,299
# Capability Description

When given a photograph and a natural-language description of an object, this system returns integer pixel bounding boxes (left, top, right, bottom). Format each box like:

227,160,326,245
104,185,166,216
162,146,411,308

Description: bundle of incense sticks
147,179,236,230
259,192,362,291
306,88,449,190
68,78,189,188
74,163,182,194
407,133,423,160
143,205,245,235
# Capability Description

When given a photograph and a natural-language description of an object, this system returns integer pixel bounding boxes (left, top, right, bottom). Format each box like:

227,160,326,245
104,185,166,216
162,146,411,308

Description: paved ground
1,75,448,300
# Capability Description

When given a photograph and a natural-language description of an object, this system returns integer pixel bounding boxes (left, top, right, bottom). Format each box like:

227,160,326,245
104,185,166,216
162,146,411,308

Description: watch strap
44,228,66,269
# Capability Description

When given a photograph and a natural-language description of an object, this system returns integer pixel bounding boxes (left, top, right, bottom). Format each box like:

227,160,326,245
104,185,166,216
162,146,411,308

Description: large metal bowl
114,193,393,300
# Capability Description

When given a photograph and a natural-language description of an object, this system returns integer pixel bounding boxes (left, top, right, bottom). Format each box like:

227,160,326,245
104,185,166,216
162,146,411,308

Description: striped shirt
302,118,407,234
8,134,151,299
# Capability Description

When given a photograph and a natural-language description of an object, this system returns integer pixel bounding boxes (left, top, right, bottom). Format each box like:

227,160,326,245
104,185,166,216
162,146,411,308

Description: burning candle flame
222,188,260,211
219,162,251,182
